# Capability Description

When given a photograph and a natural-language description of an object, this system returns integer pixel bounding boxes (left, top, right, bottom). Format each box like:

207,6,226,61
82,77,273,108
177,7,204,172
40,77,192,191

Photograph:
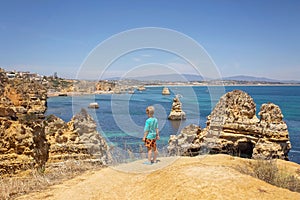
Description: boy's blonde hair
146,106,155,116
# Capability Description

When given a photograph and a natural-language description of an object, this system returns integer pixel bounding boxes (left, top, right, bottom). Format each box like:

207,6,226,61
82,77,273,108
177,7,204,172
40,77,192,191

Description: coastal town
1,68,299,98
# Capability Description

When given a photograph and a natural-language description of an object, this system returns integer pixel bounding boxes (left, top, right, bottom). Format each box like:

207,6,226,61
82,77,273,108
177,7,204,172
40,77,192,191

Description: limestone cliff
95,80,116,91
0,71,111,175
168,90,291,160
0,72,49,175
0,73,47,119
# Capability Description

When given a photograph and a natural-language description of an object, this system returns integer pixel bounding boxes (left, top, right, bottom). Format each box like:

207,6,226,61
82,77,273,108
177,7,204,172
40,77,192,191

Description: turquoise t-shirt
144,117,158,139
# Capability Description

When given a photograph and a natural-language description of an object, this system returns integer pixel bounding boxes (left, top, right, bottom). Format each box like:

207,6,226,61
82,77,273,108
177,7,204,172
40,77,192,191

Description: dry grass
0,160,104,200
237,159,300,193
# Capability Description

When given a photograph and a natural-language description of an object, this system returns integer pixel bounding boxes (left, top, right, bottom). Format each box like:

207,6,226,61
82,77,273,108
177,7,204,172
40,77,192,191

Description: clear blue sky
0,0,299,80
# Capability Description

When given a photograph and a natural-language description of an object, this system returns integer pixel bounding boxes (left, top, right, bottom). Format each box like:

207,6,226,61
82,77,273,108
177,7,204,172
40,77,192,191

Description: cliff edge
16,154,300,200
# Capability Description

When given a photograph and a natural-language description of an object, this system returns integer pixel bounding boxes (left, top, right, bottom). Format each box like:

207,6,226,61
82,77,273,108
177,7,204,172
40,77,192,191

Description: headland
1,68,300,199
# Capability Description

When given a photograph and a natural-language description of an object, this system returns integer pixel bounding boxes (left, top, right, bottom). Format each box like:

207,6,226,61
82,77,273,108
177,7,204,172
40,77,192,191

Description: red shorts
144,138,157,149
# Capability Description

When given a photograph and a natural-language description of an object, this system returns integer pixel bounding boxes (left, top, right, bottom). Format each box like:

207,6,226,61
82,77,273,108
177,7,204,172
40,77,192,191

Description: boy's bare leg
147,148,152,162
153,148,158,162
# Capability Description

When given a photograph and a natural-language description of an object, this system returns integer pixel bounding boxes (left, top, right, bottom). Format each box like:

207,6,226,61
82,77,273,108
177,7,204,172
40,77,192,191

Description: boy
142,106,160,164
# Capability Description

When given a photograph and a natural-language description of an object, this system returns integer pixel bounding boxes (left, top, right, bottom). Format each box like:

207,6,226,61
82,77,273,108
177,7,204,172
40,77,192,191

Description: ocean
45,86,300,164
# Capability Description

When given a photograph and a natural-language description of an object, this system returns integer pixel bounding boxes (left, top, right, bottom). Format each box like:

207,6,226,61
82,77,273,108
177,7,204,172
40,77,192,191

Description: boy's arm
143,131,148,141
156,128,160,140
143,119,149,141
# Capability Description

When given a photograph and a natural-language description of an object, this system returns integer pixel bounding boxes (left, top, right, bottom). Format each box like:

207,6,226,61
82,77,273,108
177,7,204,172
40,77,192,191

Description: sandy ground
17,154,300,200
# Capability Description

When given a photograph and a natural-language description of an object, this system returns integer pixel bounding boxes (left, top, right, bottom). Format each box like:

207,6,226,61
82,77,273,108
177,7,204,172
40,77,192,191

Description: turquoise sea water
45,86,300,164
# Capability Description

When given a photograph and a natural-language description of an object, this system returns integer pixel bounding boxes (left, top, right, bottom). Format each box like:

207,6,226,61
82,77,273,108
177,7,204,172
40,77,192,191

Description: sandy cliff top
17,154,300,200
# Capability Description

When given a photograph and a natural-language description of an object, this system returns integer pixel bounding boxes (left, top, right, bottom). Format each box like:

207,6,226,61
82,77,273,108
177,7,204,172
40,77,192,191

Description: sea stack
137,85,146,91
168,96,186,120
162,87,170,95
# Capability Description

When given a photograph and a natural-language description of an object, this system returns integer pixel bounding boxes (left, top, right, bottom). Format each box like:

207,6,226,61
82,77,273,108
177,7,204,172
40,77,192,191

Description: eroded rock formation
168,90,291,160
45,109,112,164
0,75,47,119
168,124,203,156
168,96,186,120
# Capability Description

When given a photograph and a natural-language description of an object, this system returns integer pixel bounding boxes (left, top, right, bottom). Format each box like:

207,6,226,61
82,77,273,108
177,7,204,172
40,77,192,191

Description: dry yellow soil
17,154,300,200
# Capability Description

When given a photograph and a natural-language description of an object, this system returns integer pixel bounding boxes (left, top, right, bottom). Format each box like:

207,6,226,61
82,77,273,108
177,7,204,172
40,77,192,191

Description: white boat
128,89,135,94
88,102,99,109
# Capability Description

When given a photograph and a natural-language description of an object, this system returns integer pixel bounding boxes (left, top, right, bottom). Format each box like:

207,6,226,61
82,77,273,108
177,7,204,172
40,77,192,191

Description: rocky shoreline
0,69,295,177
168,90,291,160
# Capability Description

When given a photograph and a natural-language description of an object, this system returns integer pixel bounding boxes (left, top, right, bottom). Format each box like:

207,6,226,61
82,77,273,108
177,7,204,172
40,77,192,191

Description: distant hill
105,74,299,84
280,79,300,84
221,75,281,83
125,74,204,82
221,75,300,84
